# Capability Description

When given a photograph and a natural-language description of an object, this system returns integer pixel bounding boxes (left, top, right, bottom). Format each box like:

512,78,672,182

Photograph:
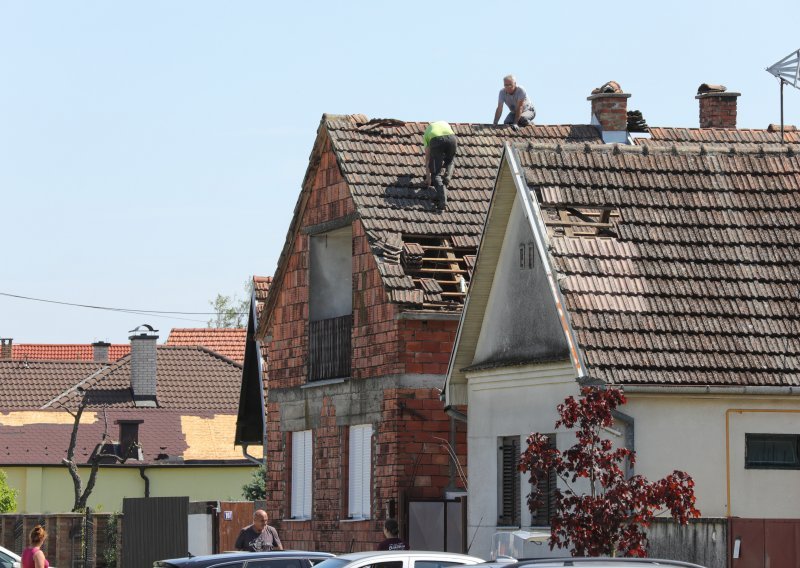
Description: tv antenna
766,49,800,142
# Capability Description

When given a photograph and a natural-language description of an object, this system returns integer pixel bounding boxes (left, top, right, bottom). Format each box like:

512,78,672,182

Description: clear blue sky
1,1,798,343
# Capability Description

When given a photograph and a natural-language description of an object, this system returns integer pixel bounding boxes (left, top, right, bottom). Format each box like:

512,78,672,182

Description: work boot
436,184,447,210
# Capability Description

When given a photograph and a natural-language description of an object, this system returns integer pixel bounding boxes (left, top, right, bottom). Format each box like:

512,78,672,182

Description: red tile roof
517,141,800,387
166,328,247,363
11,344,130,361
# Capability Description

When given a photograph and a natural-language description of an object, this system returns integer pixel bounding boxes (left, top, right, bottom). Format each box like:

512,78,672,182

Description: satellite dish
767,49,800,88
766,49,800,141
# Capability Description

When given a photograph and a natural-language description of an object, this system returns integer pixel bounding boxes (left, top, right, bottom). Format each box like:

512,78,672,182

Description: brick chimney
696,84,740,129
92,341,111,362
587,81,631,144
0,338,12,360
128,325,158,407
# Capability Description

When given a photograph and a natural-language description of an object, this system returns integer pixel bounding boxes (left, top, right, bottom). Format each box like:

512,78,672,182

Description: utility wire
0,291,247,323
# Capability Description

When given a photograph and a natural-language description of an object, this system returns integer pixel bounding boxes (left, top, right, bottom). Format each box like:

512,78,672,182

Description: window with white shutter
348,424,372,519
291,430,313,519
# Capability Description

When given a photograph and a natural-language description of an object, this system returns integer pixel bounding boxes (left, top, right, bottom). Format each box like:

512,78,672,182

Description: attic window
542,206,619,239
400,235,476,308
117,419,143,459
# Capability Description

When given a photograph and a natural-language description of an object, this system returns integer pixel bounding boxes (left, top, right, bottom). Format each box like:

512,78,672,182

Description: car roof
0,545,20,561
159,550,334,566
332,551,484,562
507,559,706,568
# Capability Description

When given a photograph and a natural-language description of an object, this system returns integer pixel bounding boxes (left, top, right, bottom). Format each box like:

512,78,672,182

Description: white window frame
348,424,373,519
291,430,313,519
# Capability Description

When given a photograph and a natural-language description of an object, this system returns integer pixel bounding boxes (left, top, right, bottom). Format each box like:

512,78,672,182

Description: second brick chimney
92,341,111,363
128,325,158,407
587,81,631,144
0,338,12,360
696,84,740,129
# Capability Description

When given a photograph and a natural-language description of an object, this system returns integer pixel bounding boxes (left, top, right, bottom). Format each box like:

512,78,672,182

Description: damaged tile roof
517,141,800,387
0,409,248,465
0,360,109,408
11,344,130,361
48,345,243,410
166,328,247,364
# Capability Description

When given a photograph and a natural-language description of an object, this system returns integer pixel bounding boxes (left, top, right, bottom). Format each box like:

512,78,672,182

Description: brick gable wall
263,138,466,552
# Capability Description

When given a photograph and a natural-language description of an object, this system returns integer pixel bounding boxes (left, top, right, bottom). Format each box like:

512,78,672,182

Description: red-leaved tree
519,386,700,557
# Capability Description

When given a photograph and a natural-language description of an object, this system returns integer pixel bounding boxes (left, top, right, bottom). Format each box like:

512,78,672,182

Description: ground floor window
745,433,800,469
291,430,313,518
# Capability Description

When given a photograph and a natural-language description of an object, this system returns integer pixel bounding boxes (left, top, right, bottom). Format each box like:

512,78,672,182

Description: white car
313,550,485,568
0,545,20,568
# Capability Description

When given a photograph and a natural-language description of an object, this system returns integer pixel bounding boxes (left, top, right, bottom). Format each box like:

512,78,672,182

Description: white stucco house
443,123,800,567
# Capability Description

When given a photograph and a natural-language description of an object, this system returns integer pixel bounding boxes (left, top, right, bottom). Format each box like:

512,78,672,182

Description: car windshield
313,559,351,568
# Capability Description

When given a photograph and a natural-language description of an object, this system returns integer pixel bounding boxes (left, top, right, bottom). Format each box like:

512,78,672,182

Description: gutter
622,385,800,396
139,466,150,497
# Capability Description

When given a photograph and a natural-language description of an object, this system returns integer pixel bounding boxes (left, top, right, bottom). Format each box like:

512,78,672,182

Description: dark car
154,550,335,568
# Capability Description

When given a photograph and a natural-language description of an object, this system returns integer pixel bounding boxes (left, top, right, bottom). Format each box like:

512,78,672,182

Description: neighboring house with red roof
8,342,130,361
235,113,603,552
0,326,259,514
444,84,800,565
166,328,247,364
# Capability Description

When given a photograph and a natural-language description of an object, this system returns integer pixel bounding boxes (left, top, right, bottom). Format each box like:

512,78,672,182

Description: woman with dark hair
22,525,49,568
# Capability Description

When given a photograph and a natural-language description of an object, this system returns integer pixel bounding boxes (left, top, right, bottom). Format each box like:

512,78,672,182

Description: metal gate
730,518,800,568
215,502,256,553
408,498,466,553
122,497,188,568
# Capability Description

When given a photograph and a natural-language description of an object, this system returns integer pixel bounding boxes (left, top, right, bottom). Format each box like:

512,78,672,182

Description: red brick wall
264,136,467,552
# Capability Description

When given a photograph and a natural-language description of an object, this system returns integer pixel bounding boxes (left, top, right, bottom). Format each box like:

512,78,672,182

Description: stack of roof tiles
516,141,800,387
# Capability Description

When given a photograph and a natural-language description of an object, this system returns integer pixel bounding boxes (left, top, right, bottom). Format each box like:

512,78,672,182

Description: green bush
242,465,266,500
0,469,17,513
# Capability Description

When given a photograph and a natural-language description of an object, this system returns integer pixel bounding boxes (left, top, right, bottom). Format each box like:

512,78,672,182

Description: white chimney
128,325,158,407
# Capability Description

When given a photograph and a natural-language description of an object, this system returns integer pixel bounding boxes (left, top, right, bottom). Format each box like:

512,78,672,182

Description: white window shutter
349,424,372,518
292,430,313,519
303,430,313,518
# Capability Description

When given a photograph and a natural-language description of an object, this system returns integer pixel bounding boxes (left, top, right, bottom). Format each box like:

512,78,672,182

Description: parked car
312,550,485,568
0,546,20,568
154,550,335,568
501,559,707,568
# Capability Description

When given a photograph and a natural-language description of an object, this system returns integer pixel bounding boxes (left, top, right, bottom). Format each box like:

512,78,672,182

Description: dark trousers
428,134,457,187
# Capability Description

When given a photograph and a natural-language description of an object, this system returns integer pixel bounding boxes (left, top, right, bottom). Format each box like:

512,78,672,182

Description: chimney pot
92,341,111,363
587,82,631,143
696,84,740,129
128,325,159,406
0,338,12,360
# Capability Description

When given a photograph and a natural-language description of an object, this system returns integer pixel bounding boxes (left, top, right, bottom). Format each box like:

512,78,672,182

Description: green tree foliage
207,293,249,328
0,469,18,513
242,465,266,500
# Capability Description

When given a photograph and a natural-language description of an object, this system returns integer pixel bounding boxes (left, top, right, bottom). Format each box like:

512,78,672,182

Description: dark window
247,560,304,568
368,562,403,568
527,242,535,269
498,436,520,526
519,244,525,269
414,562,464,568
530,434,557,526
745,434,800,469
211,563,245,568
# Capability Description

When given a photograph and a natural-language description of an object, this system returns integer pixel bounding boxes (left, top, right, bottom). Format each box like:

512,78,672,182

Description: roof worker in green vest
423,121,457,211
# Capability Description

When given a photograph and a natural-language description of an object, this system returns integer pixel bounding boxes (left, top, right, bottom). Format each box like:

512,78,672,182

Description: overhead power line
0,291,247,323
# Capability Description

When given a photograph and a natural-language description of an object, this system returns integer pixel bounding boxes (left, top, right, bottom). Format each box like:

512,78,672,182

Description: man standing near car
235,509,283,552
